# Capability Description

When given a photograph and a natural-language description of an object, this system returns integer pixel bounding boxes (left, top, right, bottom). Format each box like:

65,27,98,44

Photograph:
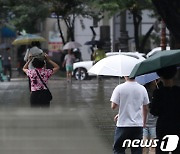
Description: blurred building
2,9,165,67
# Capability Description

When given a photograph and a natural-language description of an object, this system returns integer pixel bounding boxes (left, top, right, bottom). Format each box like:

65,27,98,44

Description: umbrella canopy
84,40,104,46
130,49,180,78
88,54,145,77
63,41,82,50
135,72,159,85
12,34,46,45
1,26,16,38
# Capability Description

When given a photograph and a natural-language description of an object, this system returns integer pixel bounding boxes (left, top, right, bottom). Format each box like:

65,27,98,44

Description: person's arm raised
45,54,59,74
22,57,32,74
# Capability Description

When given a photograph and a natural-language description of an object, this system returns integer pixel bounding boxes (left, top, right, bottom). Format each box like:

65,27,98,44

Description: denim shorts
143,127,156,139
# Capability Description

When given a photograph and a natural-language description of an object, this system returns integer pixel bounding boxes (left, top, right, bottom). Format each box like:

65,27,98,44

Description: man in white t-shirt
110,76,149,154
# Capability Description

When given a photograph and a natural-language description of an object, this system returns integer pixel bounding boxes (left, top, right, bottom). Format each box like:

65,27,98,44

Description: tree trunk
140,25,154,52
69,27,74,41
57,15,65,45
64,17,75,41
152,0,180,42
132,11,142,51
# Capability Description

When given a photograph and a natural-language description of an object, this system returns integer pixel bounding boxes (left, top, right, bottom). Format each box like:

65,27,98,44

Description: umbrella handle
155,80,159,89
119,77,121,84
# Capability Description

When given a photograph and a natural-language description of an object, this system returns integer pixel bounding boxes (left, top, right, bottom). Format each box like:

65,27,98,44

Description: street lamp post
119,11,129,52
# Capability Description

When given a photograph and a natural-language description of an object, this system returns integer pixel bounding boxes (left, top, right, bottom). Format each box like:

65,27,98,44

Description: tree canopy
152,0,180,42
94,0,157,51
2,0,50,33
46,0,102,44
1,0,162,50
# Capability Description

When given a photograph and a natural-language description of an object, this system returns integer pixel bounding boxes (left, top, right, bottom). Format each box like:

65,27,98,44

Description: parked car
146,46,170,57
73,52,145,80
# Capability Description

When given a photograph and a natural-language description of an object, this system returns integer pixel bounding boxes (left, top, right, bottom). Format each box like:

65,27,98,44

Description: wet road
0,77,120,154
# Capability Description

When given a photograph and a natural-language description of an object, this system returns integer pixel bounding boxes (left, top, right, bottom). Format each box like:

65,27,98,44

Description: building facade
38,10,164,61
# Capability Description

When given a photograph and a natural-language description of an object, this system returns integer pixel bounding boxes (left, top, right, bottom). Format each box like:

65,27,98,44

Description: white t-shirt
64,54,75,66
110,81,149,127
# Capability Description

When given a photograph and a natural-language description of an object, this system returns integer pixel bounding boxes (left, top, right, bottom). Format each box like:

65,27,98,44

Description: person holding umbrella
110,76,149,154
143,81,158,154
62,49,75,82
150,66,180,154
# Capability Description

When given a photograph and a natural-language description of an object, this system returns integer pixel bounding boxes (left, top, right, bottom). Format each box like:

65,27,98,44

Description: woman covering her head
150,65,180,154
24,46,45,92
23,54,59,107
32,58,45,68
24,41,43,69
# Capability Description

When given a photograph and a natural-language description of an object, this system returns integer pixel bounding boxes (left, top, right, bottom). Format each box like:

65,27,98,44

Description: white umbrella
63,41,82,50
88,54,145,77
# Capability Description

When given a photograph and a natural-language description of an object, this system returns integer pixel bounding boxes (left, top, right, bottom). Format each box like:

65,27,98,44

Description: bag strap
35,69,49,90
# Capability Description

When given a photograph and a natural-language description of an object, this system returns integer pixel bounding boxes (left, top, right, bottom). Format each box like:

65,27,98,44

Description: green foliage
93,0,157,51
47,0,84,16
95,0,153,15
0,0,158,49
46,0,101,20
0,0,10,23
45,0,103,41
2,0,50,33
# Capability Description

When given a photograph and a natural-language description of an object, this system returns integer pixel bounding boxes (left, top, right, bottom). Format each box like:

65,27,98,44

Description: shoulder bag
35,69,52,101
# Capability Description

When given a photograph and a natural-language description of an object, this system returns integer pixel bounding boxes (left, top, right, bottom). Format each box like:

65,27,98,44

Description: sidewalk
0,107,112,154
0,78,118,154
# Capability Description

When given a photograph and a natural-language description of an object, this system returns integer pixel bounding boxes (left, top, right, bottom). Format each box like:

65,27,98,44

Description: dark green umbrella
129,49,180,78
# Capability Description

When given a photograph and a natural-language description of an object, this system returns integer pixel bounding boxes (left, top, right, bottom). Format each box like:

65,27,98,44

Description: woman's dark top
150,86,180,135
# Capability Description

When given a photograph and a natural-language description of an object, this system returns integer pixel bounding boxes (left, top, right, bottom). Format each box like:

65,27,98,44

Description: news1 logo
160,135,179,151
122,135,179,152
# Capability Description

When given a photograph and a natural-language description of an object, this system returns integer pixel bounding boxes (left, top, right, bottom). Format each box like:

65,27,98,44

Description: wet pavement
0,77,121,154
